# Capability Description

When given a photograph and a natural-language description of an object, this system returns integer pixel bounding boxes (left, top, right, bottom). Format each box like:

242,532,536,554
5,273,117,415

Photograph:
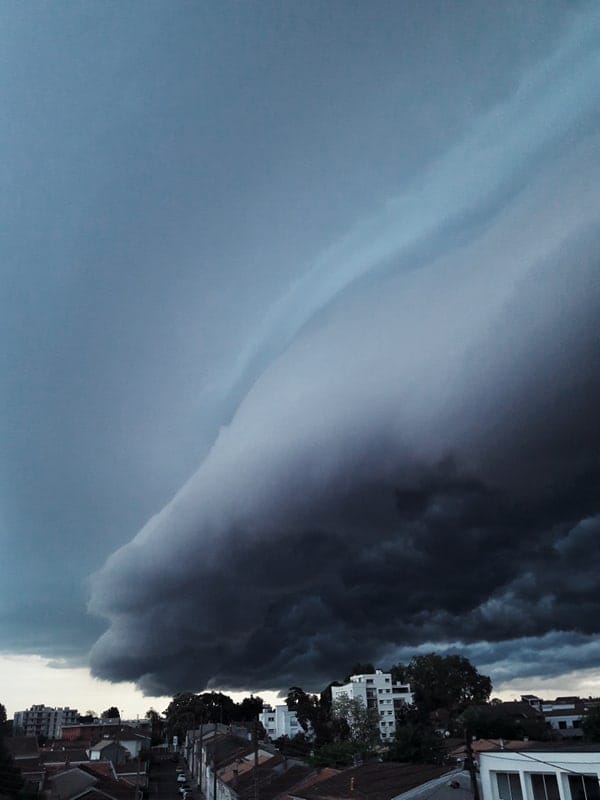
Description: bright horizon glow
2,652,600,721
0,653,281,719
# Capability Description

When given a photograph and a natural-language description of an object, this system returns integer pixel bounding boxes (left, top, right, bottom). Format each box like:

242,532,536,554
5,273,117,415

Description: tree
235,695,264,722
385,721,448,765
311,740,355,768
582,706,600,741
457,704,550,741
331,695,380,755
274,732,312,758
101,706,120,719
285,686,334,745
0,703,10,737
404,654,492,717
0,706,24,800
146,708,166,746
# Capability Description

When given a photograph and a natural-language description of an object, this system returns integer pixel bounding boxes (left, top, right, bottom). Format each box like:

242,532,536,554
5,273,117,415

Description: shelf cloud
88,8,600,695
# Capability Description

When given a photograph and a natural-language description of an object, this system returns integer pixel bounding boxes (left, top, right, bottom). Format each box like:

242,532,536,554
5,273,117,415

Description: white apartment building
330,669,413,740
259,705,304,740
13,705,79,739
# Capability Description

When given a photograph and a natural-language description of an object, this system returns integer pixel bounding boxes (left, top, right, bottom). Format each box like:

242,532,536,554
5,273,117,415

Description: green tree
235,695,264,722
164,691,239,739
101,706,120,719
331,695,380,755
405,654,492,717
310,740,355,768
0,705,24,800
385,722,447,765
274,732,312,758
457,704,550,741
286,687,333,745
0,703,10,737
146,708,166,746
582,706,600,741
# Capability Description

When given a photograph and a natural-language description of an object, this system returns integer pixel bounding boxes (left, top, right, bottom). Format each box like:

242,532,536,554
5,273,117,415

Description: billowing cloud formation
89,10,600,696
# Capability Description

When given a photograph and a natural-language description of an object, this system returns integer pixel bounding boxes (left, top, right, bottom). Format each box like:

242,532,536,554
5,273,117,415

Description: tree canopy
164,691,265,740
101,706,120,719
0,706,24,800
331,695,380,755
394,653,492,716
582,706,600,742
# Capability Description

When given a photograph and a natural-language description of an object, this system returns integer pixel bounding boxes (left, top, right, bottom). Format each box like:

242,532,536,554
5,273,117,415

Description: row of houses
180,722,470,800
178,723,600,800
5,723,152,799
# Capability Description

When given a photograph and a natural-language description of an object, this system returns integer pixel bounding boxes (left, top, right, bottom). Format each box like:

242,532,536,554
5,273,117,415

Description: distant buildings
521,695,600,738
13,705,79,739
330,669,413,740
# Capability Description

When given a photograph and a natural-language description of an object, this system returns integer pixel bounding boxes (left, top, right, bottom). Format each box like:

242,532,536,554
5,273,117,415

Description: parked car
182,791,192,800
179,786,191,796
177,774,187,784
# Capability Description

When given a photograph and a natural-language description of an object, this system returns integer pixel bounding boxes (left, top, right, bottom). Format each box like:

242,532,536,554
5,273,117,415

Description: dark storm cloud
89,1,600,695
1,0,598,693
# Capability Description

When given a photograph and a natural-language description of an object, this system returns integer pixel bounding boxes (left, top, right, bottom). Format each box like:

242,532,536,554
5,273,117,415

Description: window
496,773,523,800
568,775,600,800
531,774,560,800
558,721,567,730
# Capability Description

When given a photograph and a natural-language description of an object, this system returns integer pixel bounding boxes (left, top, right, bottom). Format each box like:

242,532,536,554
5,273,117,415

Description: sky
1,1,599,719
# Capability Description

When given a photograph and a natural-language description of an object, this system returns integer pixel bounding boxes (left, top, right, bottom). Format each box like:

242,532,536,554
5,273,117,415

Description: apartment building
330,669,413,740
13,705,79,739
259,704,304,740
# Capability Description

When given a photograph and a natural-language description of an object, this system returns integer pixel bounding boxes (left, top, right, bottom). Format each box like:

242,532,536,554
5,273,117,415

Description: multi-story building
259,704,305,740
330,669,413,741
13,705,79,739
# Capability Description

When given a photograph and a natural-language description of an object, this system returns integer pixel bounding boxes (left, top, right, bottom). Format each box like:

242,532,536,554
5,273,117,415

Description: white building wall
260,705,303,739
331,670,413,740
480,749,600,800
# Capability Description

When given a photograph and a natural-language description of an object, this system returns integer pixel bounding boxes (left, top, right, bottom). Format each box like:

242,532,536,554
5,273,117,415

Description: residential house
518,695,600,739
44,764,137,800
62,720,151,744
88,740,131,766
289,762,459,800
479,743,600,800
330,670,413,741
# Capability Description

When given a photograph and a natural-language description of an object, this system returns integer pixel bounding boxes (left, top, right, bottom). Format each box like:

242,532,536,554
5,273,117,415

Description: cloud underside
88,19,600,696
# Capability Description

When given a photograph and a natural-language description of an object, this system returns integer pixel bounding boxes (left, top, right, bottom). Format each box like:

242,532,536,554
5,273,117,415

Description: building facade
330,669,413,740
13,705,79,739
259,705,304,740
480,747,600,800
